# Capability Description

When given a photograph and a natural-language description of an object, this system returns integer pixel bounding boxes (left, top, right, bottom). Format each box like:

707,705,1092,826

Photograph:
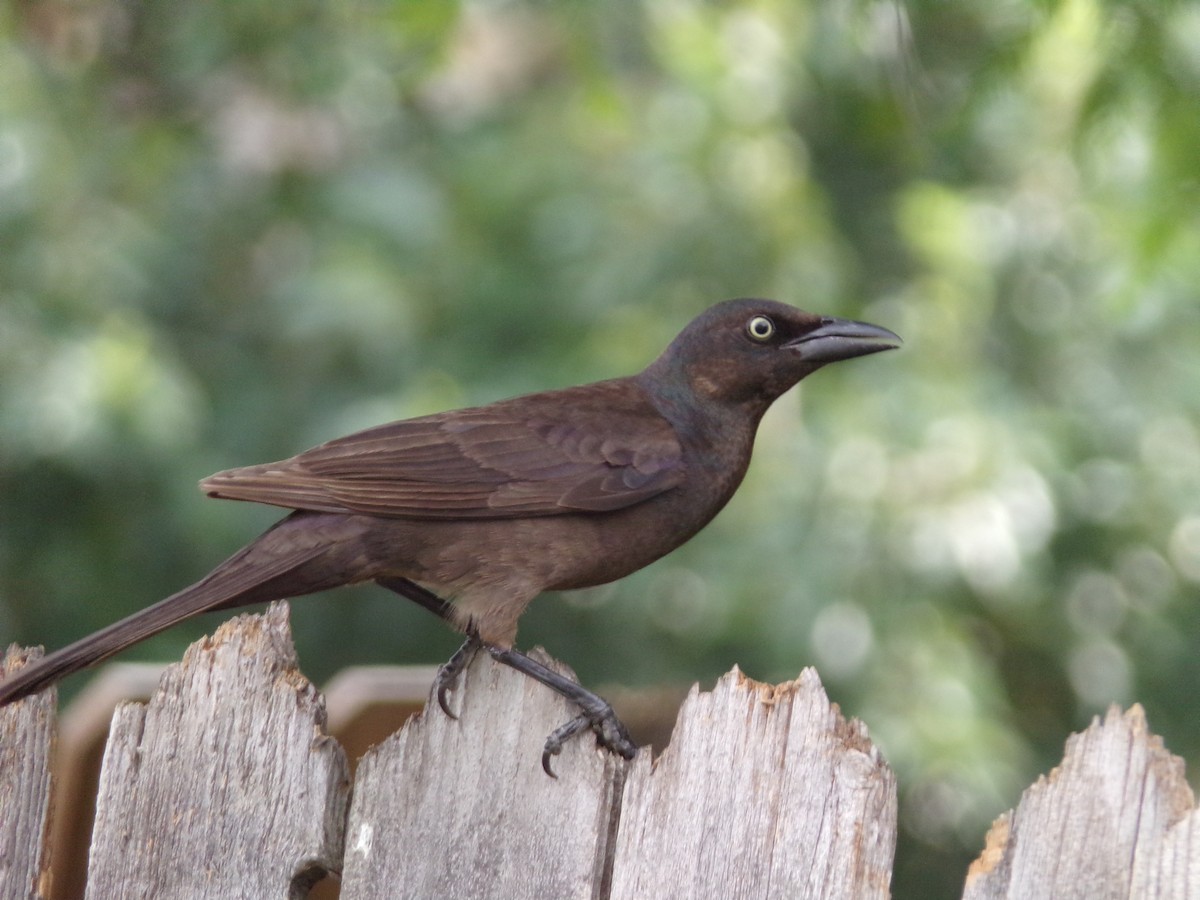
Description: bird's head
642,298,901,416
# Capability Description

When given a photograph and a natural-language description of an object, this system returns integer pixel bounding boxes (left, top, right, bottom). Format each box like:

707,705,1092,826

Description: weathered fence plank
10,602,1200,899
51,663,165,900
963,704,1200,900
609,667,896,900
0,647,55,900
340,649,625,899
83,603,349,900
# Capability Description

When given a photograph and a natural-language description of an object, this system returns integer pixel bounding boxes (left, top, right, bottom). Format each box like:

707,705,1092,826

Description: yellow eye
746,315,775,342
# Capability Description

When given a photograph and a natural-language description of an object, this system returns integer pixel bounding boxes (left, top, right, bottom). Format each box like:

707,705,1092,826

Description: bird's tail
0,512,370,706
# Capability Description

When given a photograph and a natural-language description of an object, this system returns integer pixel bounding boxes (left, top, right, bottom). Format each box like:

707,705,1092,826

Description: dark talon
433,632,482,721
398,589,641,773
541,706,636,776
436,678,457,720
591,710,637,761
483,643,638,775
377,578,473,720
542,714,591,777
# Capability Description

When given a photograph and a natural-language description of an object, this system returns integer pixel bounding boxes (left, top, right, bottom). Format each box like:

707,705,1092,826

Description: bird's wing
200,380,685,519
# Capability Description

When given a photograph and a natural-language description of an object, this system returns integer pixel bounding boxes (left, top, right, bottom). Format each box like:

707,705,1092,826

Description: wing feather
201,379,684,519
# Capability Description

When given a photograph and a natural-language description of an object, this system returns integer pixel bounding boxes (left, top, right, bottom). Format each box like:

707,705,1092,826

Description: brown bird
0,299,899,773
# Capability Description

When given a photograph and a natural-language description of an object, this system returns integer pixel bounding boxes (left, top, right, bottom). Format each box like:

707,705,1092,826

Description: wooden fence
2,601,1199,899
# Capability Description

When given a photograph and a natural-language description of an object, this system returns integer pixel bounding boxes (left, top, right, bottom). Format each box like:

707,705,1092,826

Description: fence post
0,647,55,900
340,648,625,899
338,656,897,900
14,602,1200,898
83,603,349,900
610,667,896,899
964,704,1200,900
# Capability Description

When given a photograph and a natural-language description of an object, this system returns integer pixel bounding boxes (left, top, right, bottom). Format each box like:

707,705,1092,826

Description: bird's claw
541,706,637,778
436,637,638,776
435,671,458,719
542,715,588,777
434,634,482,720
592,709,638,760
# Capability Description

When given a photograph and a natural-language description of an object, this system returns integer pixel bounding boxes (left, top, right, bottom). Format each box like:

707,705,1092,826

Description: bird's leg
375,576,476,717
485,644,637,777
375,575,637,775
375,575,454,621
431,633,481,719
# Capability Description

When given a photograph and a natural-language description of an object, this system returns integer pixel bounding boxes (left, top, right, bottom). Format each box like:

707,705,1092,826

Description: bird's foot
486,644,638,777
433,633,482,719
431,633,638,776
541,704,637,778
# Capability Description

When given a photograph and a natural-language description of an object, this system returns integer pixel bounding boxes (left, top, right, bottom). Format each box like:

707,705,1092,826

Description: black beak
786,316,902,363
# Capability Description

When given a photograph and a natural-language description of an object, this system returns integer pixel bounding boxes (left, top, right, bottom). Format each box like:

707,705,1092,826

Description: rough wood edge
0,645,56,900
963,704,1198,899
341,649,626,899
84,602,349,900
610,665,897,900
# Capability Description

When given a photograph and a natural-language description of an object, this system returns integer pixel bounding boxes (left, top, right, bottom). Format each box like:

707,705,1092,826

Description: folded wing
200,380,684,519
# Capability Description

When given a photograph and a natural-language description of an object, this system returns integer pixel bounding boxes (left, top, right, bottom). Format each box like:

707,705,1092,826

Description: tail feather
0,513,365,706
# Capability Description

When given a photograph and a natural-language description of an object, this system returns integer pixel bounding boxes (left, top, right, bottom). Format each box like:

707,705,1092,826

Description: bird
0,298,900,773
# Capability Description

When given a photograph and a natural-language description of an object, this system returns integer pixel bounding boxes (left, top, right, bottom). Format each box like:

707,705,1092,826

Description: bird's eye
746,315,776,342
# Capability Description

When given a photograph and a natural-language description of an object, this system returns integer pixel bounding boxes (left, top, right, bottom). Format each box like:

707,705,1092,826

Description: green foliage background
2,1,1199,894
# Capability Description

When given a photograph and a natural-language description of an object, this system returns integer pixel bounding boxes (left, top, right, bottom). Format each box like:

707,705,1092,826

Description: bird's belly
364,476,737,645
548,499,724,590
403,502,708,593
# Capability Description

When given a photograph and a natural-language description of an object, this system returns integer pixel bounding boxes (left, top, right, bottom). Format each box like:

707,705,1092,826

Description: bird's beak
785,316,902,363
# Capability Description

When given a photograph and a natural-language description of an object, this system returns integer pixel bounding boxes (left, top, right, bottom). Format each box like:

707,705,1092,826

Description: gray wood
84,603,349,900
30,610,1200,899
340,649,626,900
963,704,1200,900
51,663,170,900
0,646,55,900
609,666,897,900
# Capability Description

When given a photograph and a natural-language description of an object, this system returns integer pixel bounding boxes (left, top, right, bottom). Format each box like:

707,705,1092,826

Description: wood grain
0,646,55,900
83,603,348,900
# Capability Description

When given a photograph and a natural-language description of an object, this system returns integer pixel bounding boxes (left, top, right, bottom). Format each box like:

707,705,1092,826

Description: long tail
0,512,371,706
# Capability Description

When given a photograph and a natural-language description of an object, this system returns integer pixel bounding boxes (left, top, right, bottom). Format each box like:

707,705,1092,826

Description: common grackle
0,299,899,773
